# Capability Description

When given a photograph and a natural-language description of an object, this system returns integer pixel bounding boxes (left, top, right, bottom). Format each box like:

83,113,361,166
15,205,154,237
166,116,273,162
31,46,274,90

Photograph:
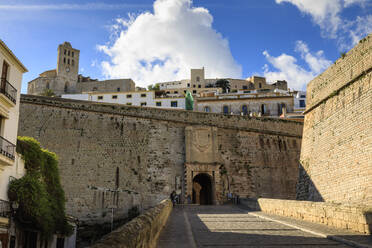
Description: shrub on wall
8,136,73,237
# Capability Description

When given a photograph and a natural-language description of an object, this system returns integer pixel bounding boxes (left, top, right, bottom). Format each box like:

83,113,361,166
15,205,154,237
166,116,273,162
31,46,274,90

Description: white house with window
293,91,306,112
0,39,28,248
62,91,186,109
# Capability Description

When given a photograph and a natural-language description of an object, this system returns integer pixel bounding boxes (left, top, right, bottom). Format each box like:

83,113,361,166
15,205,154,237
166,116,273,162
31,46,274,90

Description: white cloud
263,41,332,90
275,0,372,48
343,15,372,46
276,0,342,38
98,0,242,87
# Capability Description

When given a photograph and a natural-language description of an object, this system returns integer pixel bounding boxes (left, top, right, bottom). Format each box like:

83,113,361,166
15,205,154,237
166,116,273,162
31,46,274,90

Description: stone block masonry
299,33,372,205
89,199,172,248
241,198,372,234
18,94,302,226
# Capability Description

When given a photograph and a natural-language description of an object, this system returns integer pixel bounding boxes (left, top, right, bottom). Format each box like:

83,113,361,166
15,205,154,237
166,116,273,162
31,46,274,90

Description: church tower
56,42,80,93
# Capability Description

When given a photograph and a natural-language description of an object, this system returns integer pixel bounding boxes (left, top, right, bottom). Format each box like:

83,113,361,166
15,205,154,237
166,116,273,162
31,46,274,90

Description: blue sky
0,0,371,92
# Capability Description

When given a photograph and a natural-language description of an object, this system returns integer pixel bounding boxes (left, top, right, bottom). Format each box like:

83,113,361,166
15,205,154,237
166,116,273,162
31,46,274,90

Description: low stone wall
89,199,172,248
241,198,372,234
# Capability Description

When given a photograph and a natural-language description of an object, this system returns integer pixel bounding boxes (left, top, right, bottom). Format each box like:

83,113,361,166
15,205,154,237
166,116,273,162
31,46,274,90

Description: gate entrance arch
192,173,213,205
184,126,222,204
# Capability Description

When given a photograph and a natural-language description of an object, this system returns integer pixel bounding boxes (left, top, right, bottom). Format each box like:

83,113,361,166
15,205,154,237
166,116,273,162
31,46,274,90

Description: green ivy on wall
8,136,73,237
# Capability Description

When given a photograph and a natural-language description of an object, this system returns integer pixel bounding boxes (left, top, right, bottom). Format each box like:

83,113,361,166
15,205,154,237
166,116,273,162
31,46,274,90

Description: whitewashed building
0,40,27,248
62,91,186,109
293,91,306,112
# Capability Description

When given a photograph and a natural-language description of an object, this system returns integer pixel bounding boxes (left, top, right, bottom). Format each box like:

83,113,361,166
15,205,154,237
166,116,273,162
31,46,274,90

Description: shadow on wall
296,163,324,202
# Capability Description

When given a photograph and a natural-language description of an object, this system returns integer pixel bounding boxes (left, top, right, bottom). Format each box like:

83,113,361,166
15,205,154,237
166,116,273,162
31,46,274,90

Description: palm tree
215,79,231,93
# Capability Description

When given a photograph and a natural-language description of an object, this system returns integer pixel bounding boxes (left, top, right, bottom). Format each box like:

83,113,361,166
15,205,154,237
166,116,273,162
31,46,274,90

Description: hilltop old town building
27,42,305,119
0,39,27,248
27,42,135,96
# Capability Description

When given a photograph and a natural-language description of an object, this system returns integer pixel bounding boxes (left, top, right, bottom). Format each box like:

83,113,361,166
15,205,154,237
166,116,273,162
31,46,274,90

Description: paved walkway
157,205,361,248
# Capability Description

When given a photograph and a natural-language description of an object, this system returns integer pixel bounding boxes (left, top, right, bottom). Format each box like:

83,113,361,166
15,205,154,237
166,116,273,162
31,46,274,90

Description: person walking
170,191,176,206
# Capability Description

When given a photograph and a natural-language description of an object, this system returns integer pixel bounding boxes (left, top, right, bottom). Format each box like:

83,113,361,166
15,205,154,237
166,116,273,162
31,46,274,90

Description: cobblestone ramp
157,205,351,248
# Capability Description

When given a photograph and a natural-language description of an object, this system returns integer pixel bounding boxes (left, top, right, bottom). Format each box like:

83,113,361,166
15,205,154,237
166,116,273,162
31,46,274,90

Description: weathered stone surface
241,198,372,234
298,34,372,205
158,205,352,248
89,199,172,248
18,94,302,225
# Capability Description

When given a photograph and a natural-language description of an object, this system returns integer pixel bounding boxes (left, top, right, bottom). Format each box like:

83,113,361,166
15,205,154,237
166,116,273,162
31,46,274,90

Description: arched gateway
184,126,222,205
192,173,213,205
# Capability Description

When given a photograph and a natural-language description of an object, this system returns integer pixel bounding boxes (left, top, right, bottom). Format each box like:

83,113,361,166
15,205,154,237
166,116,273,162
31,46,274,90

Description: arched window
63,57,66,64
67,59,70,65
261,104,266,115
204,106,210,112
242,105,248,115
259,83,262,88
46,82,50,89
64,82,69,93
223,105,229,115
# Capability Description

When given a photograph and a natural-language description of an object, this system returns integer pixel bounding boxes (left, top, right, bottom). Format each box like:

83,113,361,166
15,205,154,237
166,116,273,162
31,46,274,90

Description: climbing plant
8,136,73,237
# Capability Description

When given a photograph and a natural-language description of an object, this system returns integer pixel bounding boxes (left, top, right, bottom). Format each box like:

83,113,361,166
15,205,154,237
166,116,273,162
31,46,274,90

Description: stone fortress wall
76,79,135,94
18,94,303,226
298,34,372,204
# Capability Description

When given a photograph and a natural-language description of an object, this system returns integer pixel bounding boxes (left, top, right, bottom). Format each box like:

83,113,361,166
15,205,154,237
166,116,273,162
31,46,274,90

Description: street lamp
11,202,19,213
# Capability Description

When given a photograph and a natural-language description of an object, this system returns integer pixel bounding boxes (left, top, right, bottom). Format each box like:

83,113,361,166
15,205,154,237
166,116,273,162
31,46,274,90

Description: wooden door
0,232,9,248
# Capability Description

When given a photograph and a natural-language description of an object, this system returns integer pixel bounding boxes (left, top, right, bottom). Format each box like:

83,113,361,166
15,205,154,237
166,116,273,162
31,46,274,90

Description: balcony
0,78,17,106
0,136,15,165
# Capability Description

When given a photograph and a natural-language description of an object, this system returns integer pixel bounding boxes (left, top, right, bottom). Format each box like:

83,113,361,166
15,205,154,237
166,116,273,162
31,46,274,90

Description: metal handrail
0,78,17,104
0,136,16,160
0,199,10,218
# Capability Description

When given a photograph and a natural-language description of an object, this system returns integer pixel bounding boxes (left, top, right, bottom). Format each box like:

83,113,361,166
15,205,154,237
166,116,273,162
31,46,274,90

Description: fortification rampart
299,34,372,204
18,94,303,227
89,199,172,248
241,198,372,234
20,95,302,137
305,34,372,112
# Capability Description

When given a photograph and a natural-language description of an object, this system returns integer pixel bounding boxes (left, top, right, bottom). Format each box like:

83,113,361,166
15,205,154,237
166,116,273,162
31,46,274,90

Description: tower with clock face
56,42,80,93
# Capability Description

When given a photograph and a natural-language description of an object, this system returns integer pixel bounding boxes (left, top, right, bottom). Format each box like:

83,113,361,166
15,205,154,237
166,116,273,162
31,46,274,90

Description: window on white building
141,93,146,97
156,102,161,106
98,96,103,100
127,94,132,98
112,95,118,99
299,100,306,108
223,106,229,114
171,101,178,107
204,106,210,112
141,102,147,106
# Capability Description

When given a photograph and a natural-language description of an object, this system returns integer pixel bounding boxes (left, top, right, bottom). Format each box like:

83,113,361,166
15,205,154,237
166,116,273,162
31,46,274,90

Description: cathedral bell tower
56,42,80,93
